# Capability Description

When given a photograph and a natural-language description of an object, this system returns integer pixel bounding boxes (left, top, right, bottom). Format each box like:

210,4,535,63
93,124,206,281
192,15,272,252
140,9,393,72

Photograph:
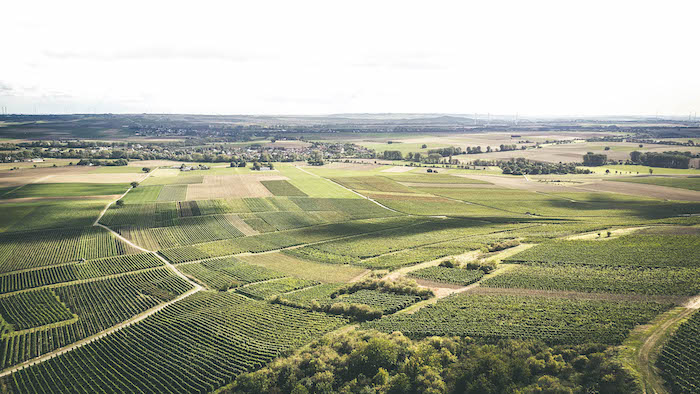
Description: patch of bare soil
186,174,287,199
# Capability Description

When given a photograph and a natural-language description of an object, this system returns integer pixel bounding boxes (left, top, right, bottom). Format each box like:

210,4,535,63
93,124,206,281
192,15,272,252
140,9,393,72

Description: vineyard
657,310,700,393
1,150,699,393
261,180,308,196
236,278,318,300
0,268,192,369
408,266,484,286
505,235,700,267
481,263,700,296
0,289,74,330
363,293,671,344
6,292,348,393
178,256,285,290
159,216,424,264
0,227,139,274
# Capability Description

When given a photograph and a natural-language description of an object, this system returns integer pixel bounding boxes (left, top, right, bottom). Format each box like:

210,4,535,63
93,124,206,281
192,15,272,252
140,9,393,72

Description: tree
649,168,653,174
115,199,124,207
583,152,607,166
142,167,151,173
130,182,139,188
383,150,403,160
421,144,427,149
252,161,261,171
604,146,611,151
630,151,642,163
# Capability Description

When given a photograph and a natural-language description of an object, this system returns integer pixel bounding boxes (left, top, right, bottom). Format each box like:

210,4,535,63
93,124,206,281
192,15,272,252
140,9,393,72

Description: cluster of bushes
497,158,591,175
629,151,692,169
225,330,639,394
271,296,383,321
484,239,520,252
465,260,498,274
77,158,128,166
332,279,434,300
582,153,607,166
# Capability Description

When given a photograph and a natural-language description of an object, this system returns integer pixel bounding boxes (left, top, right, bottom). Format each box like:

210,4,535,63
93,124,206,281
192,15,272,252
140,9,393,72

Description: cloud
42,47,260,62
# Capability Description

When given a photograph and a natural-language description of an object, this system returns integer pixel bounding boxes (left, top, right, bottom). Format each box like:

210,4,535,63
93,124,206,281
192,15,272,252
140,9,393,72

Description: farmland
0,123,698,393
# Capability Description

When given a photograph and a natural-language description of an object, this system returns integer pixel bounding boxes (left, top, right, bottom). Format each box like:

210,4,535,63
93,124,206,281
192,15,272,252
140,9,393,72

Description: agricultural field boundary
295,166,401,213
0,170,205,378
620,295,700,394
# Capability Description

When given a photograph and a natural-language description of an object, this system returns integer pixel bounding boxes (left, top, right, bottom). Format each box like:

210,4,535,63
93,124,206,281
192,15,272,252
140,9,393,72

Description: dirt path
0,170,203,378
628,295,700,394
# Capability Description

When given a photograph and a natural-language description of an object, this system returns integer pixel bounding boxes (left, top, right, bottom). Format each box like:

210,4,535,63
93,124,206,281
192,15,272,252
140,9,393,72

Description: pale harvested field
186,174,287,200
127,160,182,167
321,162,382,171
150,168,180,177
570,181,700,202
455,174,574,192
381,166,415,173
224,214,259,236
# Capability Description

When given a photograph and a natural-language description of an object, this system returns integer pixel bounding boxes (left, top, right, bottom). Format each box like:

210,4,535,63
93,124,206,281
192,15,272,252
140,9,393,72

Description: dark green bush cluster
332,278,433,300
484,239,520,252
225,330,639,394
270,296,383,321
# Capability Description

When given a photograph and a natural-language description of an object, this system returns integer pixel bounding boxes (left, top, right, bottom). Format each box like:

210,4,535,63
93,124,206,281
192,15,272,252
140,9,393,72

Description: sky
1,0,699,117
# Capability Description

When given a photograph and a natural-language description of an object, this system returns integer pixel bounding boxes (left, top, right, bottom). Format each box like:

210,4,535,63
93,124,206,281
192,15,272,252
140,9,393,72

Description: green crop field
408,266,484,286
505,234,699,268
1,125,699,393
482,263,700,296
363,293,671,344
1,183,129,199
610,176,700,191
657,310,700,393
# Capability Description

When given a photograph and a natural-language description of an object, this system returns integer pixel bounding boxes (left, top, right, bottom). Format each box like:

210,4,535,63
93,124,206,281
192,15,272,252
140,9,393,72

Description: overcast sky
1,0,699,116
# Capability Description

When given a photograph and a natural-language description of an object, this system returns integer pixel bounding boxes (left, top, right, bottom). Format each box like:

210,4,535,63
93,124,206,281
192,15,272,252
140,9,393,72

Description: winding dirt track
636,296,700,394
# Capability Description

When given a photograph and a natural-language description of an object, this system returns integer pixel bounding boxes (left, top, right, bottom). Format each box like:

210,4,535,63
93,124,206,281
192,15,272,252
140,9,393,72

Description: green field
1,183,128,199
579,165,700,175
610,176,700,191
364,293,671,344
1,131,699,393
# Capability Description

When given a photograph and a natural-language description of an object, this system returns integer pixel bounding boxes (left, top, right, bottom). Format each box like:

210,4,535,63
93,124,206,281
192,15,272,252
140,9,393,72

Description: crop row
6,292,348,393
0,289,74,331
482,264,700,296
657,310,700,393
506,234,699,268
0,253,165,295
178,257,285,291
260,180,307,196
312,219,519,259
0,268,192,369
363,293,671,345
102,197,399,229
236,278,318,300
408,266,484,286
160,216,424,264
0,227,139,275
